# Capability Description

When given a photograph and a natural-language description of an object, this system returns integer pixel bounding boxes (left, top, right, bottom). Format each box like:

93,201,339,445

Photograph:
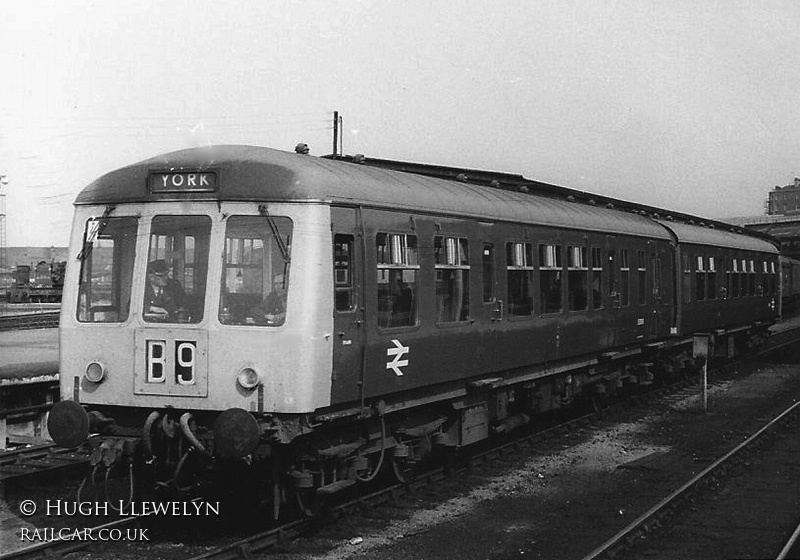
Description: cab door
330,207,366,405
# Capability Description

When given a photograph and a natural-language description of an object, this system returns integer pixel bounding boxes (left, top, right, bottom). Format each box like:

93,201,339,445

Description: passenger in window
250,287,287,326
391,276,415,326
144,259,187,322
570,275,587,311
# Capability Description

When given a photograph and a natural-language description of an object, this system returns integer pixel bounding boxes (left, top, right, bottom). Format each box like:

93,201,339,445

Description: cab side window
334,235,356,312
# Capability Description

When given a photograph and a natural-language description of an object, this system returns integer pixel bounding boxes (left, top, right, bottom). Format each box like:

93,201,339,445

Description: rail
777,519,800,560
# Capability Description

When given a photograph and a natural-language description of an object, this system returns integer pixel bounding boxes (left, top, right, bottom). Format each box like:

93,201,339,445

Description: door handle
493,299,504,321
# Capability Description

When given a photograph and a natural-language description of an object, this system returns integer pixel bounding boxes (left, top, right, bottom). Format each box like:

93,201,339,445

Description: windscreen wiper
257,204,290,264
77,205,116,262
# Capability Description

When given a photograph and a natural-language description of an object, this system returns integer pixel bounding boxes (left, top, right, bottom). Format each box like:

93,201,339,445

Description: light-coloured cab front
60,202,334,414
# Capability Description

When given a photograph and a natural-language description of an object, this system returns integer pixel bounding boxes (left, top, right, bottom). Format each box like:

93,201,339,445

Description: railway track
580,397,800,560
0,509,146,560
0,442,91,483
0,313,59,332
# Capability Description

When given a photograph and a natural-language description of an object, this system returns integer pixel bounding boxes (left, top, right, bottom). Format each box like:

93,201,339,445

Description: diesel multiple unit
48,146,779,517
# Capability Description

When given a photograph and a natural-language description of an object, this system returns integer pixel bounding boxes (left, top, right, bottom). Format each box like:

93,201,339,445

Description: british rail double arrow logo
386,339,409,376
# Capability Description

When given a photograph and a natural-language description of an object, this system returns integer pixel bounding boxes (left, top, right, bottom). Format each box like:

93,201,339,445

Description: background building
768,178,800,215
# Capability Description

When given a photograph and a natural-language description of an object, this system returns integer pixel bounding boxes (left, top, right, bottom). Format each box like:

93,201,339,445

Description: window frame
506,241,535,317
434,235,471,324
567,244,588,312
619,248,630,307
76,216,138,324
376,232,420,329
591,246,603,309
539,242,563,314
218,215,292,327
637,249,647,306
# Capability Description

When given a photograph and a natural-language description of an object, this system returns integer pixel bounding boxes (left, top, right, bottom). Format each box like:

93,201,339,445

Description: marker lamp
236,367,260,390
85,361,106,383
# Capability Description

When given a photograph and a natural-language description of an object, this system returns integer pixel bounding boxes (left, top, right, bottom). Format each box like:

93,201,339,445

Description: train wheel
390,454,413,483
390,436,430,483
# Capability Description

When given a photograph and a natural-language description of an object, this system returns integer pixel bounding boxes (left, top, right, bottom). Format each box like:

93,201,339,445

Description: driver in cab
144,259,187,322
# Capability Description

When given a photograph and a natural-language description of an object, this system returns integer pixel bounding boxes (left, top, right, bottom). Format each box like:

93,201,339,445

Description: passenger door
606,239,622,346
330,207,366,405
648,243,671,338
478,225,502,371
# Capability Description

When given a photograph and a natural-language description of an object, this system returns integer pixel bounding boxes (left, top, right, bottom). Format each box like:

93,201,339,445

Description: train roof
656,220,778,254
75,145,775,252
75,145,672,239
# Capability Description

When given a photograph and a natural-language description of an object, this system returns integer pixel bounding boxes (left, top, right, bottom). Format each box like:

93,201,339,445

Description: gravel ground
268,352,800,560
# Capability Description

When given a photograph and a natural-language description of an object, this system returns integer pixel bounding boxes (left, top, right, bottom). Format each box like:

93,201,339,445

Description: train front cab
50,200,336,456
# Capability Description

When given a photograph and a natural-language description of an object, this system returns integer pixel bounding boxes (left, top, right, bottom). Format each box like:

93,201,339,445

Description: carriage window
707,257,717,299
334,235,355,312
506,242,534,316
682,253,692,303
482,244,495,303
748,259,756,296
591,247,603,309
567,246,588,311
619,249,630,307
695,256,706,301
540,243,562,314
377,233,418,328
219,216,292,326
637,250,647,305
145,216,211,324
77,216,138,323
729,258,739,298
740,258,748,297
435,236,470,323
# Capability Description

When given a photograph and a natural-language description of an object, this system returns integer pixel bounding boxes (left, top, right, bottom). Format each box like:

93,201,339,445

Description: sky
2,1,800,247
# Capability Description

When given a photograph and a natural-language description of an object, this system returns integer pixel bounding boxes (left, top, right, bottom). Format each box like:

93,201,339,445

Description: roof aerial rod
333,111,339,157
338,113,343,157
